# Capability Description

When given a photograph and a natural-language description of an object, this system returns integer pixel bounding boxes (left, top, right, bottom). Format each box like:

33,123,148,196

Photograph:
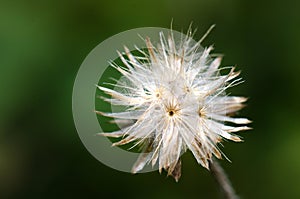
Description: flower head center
168,110,175,116
166,106,180,118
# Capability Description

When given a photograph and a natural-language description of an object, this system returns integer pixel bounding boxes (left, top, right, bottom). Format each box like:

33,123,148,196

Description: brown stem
209,159,239,199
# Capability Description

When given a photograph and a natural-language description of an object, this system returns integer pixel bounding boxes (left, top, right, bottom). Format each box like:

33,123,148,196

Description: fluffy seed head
97,26,251,181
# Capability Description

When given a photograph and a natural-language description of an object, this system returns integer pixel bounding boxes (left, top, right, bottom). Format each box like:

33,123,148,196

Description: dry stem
209,159,239,199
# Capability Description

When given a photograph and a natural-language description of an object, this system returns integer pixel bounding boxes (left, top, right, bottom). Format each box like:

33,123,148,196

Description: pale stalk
209,159,239,199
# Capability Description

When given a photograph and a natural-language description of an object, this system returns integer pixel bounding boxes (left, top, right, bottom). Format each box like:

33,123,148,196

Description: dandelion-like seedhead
97,26,251,181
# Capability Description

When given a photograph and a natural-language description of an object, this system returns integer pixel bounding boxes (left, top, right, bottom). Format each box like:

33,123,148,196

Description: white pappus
96,25,251,181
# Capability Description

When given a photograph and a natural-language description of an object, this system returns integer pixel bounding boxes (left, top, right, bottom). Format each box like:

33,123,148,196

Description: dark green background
1,0,299,198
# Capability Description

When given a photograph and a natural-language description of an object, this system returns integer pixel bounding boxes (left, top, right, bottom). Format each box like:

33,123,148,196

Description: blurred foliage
1,0,300,198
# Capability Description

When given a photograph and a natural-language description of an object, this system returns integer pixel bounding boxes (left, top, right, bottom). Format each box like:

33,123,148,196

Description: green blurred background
1,0,300,198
